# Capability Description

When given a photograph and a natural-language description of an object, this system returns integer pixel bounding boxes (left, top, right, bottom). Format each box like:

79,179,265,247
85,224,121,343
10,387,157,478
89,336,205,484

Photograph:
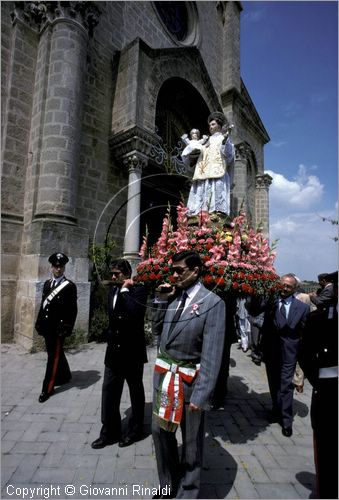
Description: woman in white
182,112,235,216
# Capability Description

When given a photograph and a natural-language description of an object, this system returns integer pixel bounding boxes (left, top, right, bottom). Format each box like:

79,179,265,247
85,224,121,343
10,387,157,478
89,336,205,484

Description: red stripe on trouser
313,432,320,498
47,337,61,394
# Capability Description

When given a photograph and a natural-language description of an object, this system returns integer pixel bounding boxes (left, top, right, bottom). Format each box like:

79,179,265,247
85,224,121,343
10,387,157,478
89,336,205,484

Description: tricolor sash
153,350,200,432
43,280,69,310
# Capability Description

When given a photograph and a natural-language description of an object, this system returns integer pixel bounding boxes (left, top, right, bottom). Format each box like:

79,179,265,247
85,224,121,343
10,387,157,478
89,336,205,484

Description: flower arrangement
135,203,280,297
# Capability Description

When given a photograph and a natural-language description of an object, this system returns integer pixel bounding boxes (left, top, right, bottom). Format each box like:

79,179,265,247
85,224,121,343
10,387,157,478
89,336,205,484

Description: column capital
123,152,147,173
256,173,273,189
235,142,252,161
110,126,160,161
10,1,100,36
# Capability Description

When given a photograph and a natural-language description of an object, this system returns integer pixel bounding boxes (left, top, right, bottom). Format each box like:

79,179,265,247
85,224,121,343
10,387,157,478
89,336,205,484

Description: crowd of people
36,250,338,499
34,111,337,499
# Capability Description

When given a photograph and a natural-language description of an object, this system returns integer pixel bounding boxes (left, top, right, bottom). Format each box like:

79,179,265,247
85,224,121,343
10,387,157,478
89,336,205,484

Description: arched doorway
140,77,210,248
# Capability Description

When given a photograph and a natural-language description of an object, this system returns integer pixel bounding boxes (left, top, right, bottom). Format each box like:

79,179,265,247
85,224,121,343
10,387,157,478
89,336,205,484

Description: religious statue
181,128,209,151
181,112,235,217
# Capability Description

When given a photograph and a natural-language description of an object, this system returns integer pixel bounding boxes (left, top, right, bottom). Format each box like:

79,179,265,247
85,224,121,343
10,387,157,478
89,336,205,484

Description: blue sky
240,1,338,280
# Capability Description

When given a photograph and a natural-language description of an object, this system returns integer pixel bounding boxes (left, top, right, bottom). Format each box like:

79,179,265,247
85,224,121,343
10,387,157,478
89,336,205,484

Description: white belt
319,366,338,378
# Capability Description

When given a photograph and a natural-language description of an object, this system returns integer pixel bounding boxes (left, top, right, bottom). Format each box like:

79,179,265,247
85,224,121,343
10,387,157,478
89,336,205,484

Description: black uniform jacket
104,284,148,369
35,277,78,337
299,304,338,387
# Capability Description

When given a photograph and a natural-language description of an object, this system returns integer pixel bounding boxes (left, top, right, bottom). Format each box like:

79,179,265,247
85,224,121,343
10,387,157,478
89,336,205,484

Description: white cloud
270,211,338,280
310,93,329,105
265,164,324,210
270,217,298,235
266,165,337,280
281,101,302,117
271,140,287,148
243,7,266,23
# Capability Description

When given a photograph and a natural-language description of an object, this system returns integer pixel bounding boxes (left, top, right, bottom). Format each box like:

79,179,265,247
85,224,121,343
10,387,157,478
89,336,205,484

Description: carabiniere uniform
35,253,78,401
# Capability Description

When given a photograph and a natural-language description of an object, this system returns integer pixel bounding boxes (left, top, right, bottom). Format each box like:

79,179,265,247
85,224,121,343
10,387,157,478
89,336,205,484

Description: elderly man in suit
152,251,226,499
309,272,336,309
35,252,78,403
247,273,310,437
91,259,148,449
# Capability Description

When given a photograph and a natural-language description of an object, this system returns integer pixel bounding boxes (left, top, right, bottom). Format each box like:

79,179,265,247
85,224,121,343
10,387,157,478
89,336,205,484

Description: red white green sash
153,351,200,432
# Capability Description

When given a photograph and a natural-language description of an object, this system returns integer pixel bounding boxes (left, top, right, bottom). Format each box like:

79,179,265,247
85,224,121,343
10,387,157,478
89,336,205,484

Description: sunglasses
170,266,189,275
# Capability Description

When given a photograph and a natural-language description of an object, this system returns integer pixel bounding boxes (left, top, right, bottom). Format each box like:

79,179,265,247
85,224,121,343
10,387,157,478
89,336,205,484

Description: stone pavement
1,341,316,499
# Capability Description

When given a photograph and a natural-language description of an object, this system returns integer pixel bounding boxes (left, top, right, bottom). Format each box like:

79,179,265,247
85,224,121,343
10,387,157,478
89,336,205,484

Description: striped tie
168,292,188,335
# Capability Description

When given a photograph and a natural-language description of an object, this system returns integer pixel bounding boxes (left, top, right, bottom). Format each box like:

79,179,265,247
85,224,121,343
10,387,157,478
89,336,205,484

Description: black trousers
264,336,299,427
311,377,338,499
212,340,232,406
42,335,71,394
100,363,145,441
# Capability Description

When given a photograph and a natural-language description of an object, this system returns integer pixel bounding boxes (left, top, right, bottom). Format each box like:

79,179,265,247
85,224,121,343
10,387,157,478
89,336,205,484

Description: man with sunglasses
91,259,148,449
152,251,226,499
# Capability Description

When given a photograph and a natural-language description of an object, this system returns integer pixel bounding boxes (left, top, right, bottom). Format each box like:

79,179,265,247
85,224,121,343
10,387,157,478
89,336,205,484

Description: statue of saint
181,112,235,216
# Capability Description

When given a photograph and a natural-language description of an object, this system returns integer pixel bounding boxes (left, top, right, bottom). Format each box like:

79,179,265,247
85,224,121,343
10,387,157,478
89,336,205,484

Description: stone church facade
1,1,272,349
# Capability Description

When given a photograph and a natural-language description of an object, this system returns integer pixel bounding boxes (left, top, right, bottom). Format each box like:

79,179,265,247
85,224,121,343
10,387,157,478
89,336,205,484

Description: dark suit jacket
104,284,148,369
247,295,309,360
35,277,78,337
310,283,335,308
299,305,338,387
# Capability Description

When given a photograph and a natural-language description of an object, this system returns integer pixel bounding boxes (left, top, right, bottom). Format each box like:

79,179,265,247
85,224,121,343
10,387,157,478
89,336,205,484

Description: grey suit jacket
155,283,226,410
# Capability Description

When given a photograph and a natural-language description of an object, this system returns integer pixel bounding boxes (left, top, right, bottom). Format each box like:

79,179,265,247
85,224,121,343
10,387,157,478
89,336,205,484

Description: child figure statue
181,112,235,217
181,128,209,155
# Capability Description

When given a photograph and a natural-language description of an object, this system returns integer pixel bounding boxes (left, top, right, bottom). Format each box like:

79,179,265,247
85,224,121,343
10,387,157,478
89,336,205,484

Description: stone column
31,2,99,223
9,2,100,349
123,153,147,270
221,2,242,93
255,173,272,237
232,142,251,215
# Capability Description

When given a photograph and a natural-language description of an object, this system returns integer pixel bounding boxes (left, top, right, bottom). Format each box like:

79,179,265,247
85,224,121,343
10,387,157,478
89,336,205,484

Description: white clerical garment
182,132,235,216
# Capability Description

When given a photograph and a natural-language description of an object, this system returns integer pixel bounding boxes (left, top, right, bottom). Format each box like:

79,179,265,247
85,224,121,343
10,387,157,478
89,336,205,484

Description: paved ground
1,341,316,499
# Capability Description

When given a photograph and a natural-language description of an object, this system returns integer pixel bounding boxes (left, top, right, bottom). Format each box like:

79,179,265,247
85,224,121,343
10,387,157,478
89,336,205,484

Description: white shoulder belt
43,280,70,309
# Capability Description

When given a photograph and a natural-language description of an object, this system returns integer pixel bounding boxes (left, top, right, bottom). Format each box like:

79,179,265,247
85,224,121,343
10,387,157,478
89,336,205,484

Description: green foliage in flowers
89,234,116,281
88,236,116,343
135,203,281,297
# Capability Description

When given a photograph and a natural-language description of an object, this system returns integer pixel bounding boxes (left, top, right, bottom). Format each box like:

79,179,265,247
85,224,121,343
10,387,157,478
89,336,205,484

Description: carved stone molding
110,126,161,161
10,1,100,35
235,142,252,162
123,152,148,173
256,173,273,189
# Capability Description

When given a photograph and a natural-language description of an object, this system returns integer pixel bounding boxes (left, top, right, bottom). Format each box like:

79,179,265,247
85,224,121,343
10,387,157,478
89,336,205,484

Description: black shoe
91,437,119,449
282,426,293,437
118,432,144,448
38,392,51,403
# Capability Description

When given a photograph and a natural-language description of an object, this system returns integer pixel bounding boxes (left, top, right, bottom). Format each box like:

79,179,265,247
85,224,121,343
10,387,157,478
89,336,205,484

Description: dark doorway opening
140,77,210,250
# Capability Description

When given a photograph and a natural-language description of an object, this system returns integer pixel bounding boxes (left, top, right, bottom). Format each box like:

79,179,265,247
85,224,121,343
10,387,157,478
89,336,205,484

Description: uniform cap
48,252,69,266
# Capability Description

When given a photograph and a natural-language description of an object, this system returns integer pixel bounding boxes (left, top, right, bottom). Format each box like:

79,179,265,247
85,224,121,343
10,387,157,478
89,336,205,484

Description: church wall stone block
1,1,271,349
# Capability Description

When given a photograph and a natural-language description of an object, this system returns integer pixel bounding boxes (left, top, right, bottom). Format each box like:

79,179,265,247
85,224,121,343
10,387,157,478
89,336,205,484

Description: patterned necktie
280,299,287,319
168,292,188,335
